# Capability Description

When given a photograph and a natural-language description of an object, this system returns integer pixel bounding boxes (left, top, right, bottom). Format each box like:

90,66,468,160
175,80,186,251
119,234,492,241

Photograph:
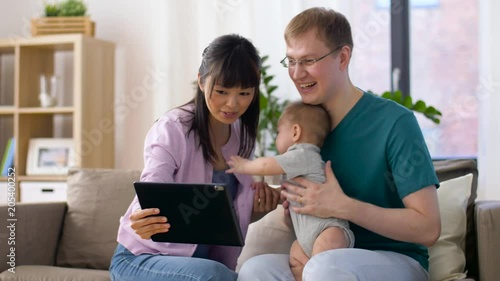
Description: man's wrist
338,196,357,221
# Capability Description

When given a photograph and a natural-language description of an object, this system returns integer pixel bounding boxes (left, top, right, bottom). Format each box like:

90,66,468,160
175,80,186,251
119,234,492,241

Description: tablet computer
133,181,244,246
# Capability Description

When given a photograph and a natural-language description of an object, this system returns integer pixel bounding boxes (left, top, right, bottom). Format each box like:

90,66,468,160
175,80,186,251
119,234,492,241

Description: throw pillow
236,205,295,272
429,173,473,281
56,168,141,270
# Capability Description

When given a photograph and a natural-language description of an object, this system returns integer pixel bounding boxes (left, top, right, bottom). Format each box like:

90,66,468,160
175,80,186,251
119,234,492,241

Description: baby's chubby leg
289,239,309,281
312,226,349,256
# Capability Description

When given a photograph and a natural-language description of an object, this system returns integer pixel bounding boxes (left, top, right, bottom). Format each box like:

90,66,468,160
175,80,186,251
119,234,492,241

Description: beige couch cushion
0,265,110,281
55,169,141,270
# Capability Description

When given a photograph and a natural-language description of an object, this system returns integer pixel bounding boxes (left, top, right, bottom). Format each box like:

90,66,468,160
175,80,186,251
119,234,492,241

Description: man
238,7,440,281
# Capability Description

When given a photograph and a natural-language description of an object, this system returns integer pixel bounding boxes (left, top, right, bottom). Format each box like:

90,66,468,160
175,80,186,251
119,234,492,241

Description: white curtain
478,0,500,200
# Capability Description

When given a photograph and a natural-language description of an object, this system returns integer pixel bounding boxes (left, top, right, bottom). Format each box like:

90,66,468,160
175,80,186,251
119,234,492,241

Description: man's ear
292,124,302,142
339,46,352,71
197,74,204,92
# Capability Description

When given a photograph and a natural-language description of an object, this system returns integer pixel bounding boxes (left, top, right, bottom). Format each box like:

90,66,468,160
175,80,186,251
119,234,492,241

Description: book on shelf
1,137,14,176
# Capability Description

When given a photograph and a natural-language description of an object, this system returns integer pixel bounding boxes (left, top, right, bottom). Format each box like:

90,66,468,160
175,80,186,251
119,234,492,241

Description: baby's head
275,101,331,154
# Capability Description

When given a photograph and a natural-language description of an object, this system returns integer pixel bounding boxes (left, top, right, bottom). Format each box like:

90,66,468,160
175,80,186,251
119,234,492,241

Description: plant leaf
374,91,442,124
413,100,427,112
403,95,413,109
257,55,289,156
393,90,403,103
381,91,393,99
267,85,278,94
263,75,274,85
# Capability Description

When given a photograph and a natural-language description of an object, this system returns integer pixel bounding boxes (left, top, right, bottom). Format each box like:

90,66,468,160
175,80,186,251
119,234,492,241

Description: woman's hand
251,181,280,222
280,186,293,228
129,208,171,240
281,161,352,220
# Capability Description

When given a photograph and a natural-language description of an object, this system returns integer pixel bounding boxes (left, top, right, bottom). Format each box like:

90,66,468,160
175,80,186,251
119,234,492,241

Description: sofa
0,159,499,281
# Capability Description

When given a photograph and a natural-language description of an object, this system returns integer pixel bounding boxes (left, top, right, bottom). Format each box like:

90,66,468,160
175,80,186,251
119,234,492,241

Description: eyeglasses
280,45,343,68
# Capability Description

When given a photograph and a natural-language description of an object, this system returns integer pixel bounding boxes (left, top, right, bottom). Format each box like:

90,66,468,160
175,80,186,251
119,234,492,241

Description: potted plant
31,0,94,37
257,55,289,157
44,0,87,17
57,0,87,17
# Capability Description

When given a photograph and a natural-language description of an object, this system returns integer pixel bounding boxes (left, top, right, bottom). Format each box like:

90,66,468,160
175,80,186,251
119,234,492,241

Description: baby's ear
292,124,302,142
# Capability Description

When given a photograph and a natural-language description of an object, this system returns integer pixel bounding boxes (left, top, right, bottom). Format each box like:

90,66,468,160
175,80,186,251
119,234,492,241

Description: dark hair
281,101,331,147
181,34,261,164
285,7,354,54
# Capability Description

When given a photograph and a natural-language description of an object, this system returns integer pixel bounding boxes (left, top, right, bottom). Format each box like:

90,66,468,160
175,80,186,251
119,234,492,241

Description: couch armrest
0,202,67,273
475,200,500,281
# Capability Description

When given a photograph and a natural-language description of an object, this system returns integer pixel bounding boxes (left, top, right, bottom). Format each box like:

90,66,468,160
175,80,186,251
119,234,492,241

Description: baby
227,101,354,281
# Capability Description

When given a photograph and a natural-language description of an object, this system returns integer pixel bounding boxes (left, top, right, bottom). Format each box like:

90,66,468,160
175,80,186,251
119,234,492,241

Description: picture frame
26,138,76,176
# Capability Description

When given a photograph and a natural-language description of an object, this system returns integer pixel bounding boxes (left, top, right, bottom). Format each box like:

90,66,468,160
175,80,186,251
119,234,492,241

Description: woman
110,34,280,281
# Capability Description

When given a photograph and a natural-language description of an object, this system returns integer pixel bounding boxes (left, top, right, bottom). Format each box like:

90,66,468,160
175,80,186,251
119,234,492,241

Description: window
410,0,479,158
376,0,440,9
350,0,391,95
372,0,479,159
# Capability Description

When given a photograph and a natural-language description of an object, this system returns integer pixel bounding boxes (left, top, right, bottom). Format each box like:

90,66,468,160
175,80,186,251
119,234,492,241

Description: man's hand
281,161,351,219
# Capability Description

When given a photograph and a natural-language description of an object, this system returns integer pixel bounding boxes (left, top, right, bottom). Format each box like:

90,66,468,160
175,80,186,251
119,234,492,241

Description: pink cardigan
117,105,255,270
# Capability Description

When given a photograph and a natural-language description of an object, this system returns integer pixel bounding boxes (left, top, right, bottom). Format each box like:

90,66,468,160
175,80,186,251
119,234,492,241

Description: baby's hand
226,156,249,173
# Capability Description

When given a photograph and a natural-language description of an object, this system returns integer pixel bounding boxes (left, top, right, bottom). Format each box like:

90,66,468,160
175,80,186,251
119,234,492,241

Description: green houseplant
44,3,60,17
375,90,442,124
44,0,87,17
34,0,94,37
257,55,289,157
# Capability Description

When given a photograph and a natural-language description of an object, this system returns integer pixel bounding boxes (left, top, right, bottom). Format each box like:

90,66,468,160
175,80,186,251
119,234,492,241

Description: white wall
0,0,39,38
478,0,500,200
86,1,157,169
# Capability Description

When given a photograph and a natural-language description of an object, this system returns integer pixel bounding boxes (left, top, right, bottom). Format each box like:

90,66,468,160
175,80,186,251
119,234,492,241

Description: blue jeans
237,249,429,281
110,244,237,281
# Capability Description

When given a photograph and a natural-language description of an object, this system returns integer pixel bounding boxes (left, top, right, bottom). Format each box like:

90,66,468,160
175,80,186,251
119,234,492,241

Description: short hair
284,7,354,54
280,101,331,147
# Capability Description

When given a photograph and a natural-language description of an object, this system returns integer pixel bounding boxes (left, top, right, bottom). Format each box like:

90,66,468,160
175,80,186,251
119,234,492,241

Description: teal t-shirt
320,91,439,271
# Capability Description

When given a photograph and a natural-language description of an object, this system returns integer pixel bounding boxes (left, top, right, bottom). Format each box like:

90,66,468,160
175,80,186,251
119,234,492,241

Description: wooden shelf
0,107,15,114
17,107,74,114
0,41,15,53
18,175,68,182
0,34,115,202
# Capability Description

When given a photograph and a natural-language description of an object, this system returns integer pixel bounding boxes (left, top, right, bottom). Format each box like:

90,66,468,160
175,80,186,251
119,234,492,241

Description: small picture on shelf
27,138,76,176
